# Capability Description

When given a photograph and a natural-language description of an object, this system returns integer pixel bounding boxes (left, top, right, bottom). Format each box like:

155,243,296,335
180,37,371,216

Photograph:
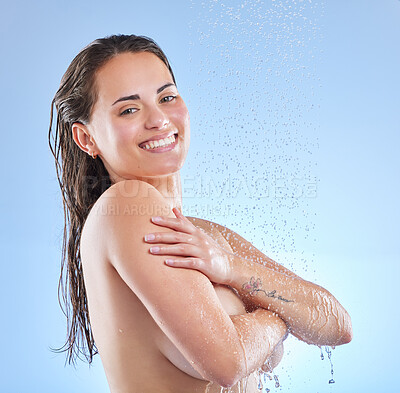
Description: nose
144,105,170,130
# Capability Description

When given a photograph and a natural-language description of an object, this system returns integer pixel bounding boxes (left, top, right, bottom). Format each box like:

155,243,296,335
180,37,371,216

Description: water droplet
273,373,281,388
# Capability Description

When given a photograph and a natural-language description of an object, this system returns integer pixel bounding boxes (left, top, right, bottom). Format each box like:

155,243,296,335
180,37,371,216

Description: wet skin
81,203,278,392
73,51,351,392
73,52,285,391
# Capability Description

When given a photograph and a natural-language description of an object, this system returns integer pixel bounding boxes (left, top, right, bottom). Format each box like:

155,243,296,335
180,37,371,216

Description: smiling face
84,51,190,183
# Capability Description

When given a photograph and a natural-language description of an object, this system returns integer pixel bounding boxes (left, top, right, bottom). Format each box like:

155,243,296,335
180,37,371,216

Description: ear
71,122,98,157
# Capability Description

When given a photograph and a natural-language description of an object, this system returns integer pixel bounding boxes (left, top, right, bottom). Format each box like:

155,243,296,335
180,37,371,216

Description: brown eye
121,108,138,116
160,95,177,103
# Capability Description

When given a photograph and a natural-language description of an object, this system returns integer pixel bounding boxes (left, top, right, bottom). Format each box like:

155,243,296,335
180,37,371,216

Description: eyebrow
112,83,176,106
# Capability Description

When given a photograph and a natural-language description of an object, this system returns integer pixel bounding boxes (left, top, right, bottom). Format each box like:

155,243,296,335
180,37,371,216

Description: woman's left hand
144,207,233,285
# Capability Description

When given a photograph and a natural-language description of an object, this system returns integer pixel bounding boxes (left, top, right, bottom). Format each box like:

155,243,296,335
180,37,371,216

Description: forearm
230,309,287,381
227,253,352,346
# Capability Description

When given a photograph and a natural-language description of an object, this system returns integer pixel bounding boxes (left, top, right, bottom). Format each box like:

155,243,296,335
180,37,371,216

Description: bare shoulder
186,216,262,256
90,179,162,211
187,216,300,279
186,216,237,245
83,180,164,226
81,179,167,259
185,216,228,233
186,216,234,253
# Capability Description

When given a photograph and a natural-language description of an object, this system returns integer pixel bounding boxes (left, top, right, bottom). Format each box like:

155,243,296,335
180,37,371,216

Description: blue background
1,0,399,392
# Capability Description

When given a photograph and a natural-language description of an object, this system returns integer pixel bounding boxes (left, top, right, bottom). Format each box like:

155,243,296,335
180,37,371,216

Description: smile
139,133,178,152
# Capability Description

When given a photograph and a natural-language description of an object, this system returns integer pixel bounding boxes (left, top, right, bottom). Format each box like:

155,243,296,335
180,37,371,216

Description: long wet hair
48,34,176,365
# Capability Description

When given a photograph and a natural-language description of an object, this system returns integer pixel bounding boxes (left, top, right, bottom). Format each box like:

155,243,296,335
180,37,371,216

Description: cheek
114,124,133,141
108,120,140,146
170,103,190,128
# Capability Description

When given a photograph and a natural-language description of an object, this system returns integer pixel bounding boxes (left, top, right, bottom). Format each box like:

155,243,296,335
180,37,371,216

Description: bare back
80,192,259,392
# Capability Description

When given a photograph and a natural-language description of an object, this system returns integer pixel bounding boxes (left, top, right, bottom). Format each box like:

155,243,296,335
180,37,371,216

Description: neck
110,172,183,212
136,172,183,212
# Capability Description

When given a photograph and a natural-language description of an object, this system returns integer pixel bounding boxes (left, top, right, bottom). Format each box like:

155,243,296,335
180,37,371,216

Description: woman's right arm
95,180,286,387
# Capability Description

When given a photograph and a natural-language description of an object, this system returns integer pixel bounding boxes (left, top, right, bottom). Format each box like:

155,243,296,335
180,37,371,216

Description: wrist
225,252,244,287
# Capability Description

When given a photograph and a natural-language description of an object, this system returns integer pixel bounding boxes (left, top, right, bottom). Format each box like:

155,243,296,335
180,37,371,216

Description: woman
49,34,352,392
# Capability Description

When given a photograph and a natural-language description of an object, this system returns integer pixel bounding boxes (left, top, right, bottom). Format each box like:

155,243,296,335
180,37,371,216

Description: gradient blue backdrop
1,0,399,392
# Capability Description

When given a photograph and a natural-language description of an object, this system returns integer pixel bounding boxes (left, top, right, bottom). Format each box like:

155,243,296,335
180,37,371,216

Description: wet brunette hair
48,34,176,365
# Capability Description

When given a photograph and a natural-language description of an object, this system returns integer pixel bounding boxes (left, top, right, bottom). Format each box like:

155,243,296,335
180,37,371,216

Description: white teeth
141,135,176,150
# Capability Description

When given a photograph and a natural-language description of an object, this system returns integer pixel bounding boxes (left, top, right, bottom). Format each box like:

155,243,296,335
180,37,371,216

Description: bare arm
227,253,352,346
229,309,287,377
206,220,353,346
144,211,352,347
203,219,301,279
97,180,286,387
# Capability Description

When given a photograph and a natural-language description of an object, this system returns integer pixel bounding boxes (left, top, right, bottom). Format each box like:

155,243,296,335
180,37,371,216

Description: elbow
203,349,245,388
209,359,243,388
297,310,353,347
320,294,353,346
222,364,244,388
328,309,353,346
217,375,243,388
214,378,239,389
342,326,353,344
338,313,353,345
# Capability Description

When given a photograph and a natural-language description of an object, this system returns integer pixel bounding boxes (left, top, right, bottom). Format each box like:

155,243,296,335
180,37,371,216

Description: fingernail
150,246,160,253
165,259,174,265
145,234,155,241
152,216,162,222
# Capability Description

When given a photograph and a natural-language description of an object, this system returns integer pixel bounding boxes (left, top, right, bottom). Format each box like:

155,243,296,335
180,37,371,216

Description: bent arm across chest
205,220,353,346
228,254,352,346
96,180,287,387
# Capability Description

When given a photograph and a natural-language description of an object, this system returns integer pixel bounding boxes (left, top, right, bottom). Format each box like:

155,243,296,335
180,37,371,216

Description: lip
139,131,178,147
139,134,178,153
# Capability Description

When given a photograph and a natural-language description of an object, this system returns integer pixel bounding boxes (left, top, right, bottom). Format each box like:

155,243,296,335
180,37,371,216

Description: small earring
90,151,97,159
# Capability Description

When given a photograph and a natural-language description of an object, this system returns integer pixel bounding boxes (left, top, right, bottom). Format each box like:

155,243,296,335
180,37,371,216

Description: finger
173,208,199,228
144,231,195,244
164,257,204,270
149,243,202,257
151,215,194,234
172,207,187,220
